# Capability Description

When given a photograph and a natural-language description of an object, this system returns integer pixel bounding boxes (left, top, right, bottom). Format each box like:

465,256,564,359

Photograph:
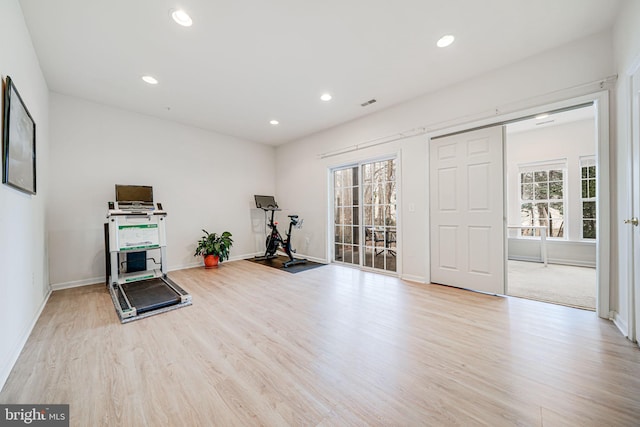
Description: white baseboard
508,256,596,268
0,289,52,391
51,276,104,291
50,252,291,290
612,311,629,338
401,274,427,284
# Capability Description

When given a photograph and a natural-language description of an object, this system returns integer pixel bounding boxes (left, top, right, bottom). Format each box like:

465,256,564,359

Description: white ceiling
18,0,621,146
506,105,596,134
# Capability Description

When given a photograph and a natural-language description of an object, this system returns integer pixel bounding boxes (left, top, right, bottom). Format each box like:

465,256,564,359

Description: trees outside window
332,158,397,272
581,157,596,239
520,165,565,238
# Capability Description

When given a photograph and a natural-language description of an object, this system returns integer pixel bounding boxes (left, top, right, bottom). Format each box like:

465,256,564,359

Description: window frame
518,160,567,240
580,156,597,240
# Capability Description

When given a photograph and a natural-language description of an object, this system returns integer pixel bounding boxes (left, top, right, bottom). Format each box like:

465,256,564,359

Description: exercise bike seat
288,215,298,219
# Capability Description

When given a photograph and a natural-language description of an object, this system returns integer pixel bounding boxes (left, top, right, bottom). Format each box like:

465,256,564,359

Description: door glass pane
362,184,372,204
364,205,373,226
352,245,360,265
333,167,358,264
362,158,397,273
344,226,352,244
374,206,384,226
342,246,352,264
333,160,397,272
363,246,373,267
342,188,352,206
374,251,385,269
387,159,396,181
340,207,353,225
386,250,397,272
362,164,373,183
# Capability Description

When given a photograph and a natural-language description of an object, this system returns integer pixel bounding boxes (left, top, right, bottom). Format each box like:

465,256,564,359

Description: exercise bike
254,195,307,268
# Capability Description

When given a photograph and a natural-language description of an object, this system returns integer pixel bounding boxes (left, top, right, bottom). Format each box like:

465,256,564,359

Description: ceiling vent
360,99,377,107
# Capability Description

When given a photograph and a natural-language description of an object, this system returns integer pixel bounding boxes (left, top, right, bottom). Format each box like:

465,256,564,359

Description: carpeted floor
247,254,326,273
507,260,596,310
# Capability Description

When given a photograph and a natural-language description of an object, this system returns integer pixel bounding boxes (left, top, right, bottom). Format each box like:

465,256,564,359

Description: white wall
0,0,50,388
612,0,640,335
276,30,614,285
506,119,597,266
48,94,276,288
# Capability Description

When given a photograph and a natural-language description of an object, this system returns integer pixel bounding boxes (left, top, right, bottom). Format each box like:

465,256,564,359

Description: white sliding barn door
430,126,505,294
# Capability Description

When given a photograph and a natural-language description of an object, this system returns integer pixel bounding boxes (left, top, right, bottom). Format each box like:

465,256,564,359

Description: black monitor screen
254,195,278,209
116,185,153,203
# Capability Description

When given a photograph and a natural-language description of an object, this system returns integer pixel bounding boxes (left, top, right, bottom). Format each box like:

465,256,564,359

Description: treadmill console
107,184,165,215
107,200,166,215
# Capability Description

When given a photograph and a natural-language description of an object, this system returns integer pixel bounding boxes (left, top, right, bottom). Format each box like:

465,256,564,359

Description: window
581,157,596,239
519,162,565,238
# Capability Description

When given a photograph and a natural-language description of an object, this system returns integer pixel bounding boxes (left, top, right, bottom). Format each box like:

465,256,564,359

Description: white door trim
629,65,640,343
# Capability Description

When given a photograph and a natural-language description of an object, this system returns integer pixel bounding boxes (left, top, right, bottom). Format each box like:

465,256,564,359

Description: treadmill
105,185,191,323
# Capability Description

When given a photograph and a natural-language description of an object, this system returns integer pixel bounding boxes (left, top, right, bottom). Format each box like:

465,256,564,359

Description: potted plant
194,230,233,268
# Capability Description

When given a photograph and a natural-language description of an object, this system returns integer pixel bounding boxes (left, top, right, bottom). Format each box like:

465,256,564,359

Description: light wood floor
2,261,639,426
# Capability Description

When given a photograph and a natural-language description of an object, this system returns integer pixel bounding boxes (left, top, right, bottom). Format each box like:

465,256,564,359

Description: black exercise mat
247,255,326,273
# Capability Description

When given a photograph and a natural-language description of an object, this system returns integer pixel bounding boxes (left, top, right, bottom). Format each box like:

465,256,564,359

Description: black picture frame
2,76,36,195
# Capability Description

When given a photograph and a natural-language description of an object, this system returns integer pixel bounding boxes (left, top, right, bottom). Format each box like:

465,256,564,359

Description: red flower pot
203,254,219,268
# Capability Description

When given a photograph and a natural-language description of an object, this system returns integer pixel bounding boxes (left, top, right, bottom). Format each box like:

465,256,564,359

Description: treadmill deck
110,276,192,323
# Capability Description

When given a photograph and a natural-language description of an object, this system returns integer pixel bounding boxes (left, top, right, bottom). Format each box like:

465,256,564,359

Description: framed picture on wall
2,75,36,195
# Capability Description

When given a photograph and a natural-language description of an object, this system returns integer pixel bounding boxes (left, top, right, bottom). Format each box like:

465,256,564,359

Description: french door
333,158,398,273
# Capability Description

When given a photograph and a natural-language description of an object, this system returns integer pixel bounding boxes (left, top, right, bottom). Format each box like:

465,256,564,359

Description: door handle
624,217,639,226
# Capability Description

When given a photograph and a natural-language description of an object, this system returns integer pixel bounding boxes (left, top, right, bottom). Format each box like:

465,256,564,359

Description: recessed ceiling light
171,9,193,27
142,75,158,85
320,93,332,101
436,34,455,48
270,120,279,125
